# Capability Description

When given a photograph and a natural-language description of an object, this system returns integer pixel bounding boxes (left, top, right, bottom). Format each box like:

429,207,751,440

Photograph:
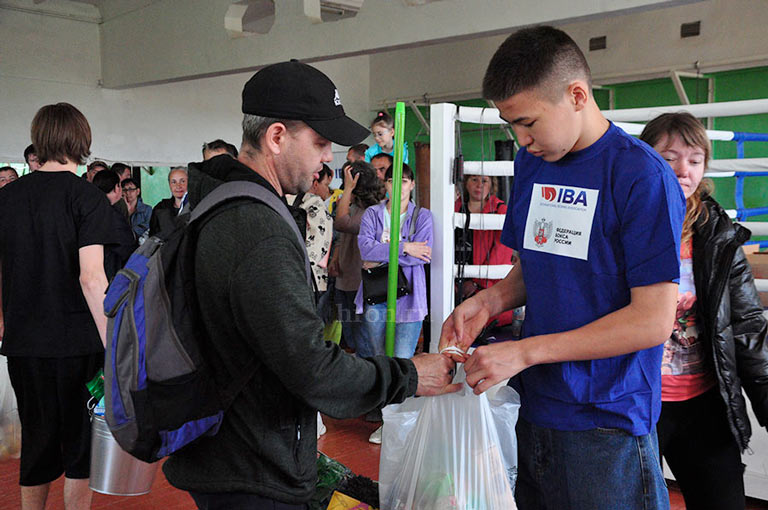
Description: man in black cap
162,61,458,510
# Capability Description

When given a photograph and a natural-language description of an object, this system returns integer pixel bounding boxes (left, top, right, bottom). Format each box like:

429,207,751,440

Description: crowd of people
1,25,767,510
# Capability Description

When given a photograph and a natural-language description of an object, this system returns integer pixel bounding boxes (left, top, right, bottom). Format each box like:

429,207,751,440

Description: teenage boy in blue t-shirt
439,26,685,509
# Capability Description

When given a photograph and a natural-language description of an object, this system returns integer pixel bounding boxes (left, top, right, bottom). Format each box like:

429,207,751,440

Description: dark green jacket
163,155,418,503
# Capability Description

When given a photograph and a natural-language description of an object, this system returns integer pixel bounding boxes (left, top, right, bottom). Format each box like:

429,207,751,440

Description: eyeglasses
122,187,138,192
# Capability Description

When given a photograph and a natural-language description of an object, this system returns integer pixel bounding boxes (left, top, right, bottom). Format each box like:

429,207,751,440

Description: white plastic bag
379,367,520,510
0,356,21,462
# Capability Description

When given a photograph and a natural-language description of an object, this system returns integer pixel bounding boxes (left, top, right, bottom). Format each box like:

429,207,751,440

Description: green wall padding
386,66,768,243
137,167,174,208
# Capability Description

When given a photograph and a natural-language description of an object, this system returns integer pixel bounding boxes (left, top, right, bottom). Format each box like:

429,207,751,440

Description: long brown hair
31,103,92,166
639,112,712,242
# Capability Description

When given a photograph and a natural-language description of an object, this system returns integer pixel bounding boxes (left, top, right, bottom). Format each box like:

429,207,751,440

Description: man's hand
463,341,532,394
411,353,462,396
438,295,491,362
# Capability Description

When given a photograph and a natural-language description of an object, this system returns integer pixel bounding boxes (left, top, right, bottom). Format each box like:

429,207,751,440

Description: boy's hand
463,341,532,394
438,295,490,362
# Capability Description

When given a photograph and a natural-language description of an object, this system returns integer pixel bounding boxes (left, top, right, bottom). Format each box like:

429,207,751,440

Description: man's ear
264,122,289,156
567,80,590,112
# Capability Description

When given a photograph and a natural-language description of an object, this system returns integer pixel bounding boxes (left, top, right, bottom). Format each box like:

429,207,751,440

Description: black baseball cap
242,60,369,147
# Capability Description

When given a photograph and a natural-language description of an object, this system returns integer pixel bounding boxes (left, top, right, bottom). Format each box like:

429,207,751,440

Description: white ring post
429,103,457,353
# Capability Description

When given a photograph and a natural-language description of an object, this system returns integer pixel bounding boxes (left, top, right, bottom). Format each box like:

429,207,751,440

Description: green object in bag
323,320,342,345
86,369,105,402
310,453,352,510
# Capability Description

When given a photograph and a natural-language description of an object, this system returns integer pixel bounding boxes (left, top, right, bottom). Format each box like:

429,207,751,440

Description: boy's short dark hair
483,26,591,103
385,163,415,182
202,139,238,158
23,144,36,163
0,166,18,176
348,144,368,159
370,153,394,165
30,103,92,166
93,169,120,194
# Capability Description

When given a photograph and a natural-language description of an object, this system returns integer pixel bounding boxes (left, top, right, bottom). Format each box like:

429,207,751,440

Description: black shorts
7,354,103,486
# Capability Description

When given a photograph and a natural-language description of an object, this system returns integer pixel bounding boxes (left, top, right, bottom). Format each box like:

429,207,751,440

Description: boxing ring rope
429,101,768,351
603,98,768,121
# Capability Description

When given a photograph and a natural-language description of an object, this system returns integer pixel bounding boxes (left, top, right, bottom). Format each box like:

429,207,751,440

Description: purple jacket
355,201,433,323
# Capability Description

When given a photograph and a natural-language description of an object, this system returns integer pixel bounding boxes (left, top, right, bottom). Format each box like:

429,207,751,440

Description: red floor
0,415,765,509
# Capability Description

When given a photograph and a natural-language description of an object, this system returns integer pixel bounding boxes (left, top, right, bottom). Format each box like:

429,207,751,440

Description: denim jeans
362,303,422,358
515,417,669,510
334,289,371,356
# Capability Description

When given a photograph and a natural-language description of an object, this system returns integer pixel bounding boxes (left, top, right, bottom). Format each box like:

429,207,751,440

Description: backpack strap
292,192,306,207
407,204,421,241
189,181,313,289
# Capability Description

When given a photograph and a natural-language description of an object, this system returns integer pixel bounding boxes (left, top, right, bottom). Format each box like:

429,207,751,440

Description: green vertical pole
385,102,406,357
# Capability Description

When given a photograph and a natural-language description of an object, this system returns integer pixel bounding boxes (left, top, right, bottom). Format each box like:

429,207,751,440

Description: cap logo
333,89,341,107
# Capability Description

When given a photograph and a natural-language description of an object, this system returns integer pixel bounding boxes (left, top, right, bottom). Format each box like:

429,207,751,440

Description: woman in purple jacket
356,164,433,359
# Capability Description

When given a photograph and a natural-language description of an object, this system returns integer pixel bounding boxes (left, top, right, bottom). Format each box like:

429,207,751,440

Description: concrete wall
96,0,689,88
369,0,768,106
0,6,370,164
3,0,768,164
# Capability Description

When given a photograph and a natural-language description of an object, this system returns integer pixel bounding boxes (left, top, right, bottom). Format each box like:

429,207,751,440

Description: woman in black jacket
641,113,768,510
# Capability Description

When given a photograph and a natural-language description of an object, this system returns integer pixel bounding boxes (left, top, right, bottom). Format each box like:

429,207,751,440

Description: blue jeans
515,417,669,510
335,289,372,356
362,303,422,358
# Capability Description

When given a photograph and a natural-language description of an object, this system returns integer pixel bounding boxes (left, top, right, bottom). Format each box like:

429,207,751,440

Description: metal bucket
89,415,158,496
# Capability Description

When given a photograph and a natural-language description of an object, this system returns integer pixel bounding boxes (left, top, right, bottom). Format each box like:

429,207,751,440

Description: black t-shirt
104,205,137,282
0,171,119,357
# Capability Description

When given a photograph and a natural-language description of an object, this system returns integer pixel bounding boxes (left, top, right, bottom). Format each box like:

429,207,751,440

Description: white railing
429,101,768,352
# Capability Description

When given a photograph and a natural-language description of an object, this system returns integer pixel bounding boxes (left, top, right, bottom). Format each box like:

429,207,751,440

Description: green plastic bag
309,453,351,510
323,320,342,345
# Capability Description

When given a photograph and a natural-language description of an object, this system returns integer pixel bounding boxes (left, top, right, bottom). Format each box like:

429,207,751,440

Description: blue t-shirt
500,122,685,436
364,141,409,165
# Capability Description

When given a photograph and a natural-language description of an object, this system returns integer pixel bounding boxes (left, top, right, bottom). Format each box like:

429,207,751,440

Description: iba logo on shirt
524,183,599,260
541,186,589,206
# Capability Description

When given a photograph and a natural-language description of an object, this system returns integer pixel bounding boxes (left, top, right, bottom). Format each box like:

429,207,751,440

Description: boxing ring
428,99,768,499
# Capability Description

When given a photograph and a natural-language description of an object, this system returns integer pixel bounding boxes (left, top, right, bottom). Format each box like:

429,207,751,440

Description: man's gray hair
242,114,301,152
